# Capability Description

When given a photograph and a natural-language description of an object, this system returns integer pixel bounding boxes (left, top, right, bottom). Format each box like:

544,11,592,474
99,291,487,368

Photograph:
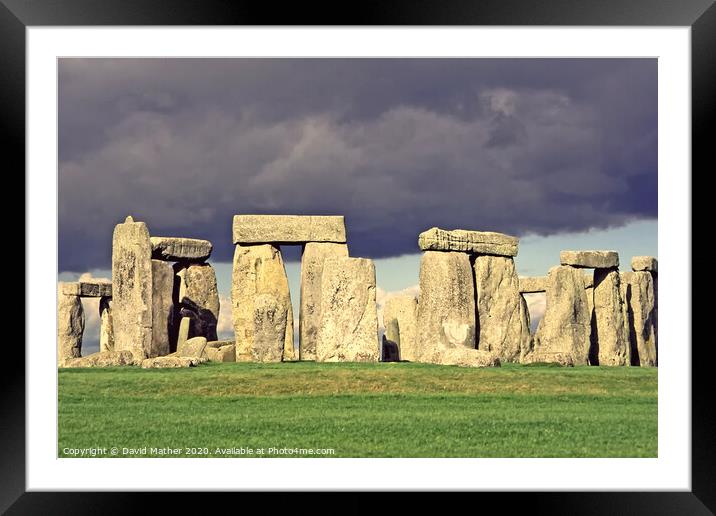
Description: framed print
5,0,713,512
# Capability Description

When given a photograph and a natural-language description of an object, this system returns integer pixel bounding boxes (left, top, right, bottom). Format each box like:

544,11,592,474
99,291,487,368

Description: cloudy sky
58,58,657,351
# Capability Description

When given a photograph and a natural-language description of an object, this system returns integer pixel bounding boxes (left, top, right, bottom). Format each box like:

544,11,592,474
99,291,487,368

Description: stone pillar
416,251,476,359
253,294,288,362
112,215,153,360
175,262,220,343
57,287,84,366
473,255,530,362
232,244,293,362
383,295,418,362
531,265,591,365
592,267,628,366
99,297,114,353
622,270,657,367
316,257,379,362
517,294,532,361
151,259,175,357
299,242,349,360
631,256,658,365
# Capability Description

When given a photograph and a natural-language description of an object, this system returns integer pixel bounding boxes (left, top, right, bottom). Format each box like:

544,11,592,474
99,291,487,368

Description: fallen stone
560,250,619,269
381,333,400,362
420,346,501,368
418,227,518,257
112,216,153,359
151,259,175,357
316,257,379,362
61,281,112,298
99,296,114,353
631,256,658,273
521,351,575,367
383,295,418,362
252,294,287,362
150,236,212,262
474,255,530,362
63,350,135,368
233,215,346,244
591,268,628,366
299,242,349,360
205,344,236,362
232,244,293,362
177,336,208,358
57,288,84,366
531,265,591,365
416,251,476,359
141,356,204,368
519,276,547,293
621,271,657,367
206,339,235,349
176,263,220,342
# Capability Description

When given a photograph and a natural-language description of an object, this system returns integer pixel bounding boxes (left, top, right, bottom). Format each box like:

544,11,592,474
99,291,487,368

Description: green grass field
58,362,657,458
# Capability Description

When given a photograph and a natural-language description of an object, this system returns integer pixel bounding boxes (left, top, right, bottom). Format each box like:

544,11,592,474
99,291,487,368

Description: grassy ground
58,362,657,458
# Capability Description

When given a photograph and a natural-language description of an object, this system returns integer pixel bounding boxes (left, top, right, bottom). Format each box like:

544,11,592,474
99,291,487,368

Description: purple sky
58,58,657,272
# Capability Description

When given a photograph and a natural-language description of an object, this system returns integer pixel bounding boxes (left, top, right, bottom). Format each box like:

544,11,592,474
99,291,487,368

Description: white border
27,27,690,491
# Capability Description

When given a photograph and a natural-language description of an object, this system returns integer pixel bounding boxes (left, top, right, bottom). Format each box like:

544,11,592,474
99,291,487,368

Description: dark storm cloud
58,58,657,271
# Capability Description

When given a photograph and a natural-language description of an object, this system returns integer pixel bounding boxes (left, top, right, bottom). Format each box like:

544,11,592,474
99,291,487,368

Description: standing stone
176,316,190,353
232,244,293,362
99,297,114,353
383,295,418,361
416,251,476,360
252,294,288,362
621,271,657,367
57,288,84,366
299,242,349,360
316,257,379,362
517,294,533,361
176,263,220,342
381,333,401,362
531,265,591,365
473,255,530,362
112,216,153,360
592,267,628,366
151,260,174,357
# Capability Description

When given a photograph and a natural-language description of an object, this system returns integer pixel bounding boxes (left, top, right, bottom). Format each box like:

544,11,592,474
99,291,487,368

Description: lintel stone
418,227,518,256
232,215,346,244
560,250,619,269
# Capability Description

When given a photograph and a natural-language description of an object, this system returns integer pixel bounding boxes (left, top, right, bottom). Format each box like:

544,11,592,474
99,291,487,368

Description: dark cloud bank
59,58,657,271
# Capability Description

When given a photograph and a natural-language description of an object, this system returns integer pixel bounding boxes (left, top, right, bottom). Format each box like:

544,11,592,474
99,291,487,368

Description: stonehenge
58,214,658,370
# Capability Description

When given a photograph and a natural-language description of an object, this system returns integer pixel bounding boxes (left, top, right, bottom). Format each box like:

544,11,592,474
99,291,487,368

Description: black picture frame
5,1,711,512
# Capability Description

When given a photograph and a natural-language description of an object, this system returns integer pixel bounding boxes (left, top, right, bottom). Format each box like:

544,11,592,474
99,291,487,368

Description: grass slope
58,362,657,458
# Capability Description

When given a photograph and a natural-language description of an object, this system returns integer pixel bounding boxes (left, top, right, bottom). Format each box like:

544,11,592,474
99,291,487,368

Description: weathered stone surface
176,316,190,353
141,356,203,368
383,295,418,362
299,242,349,360
316,257,379,362
631,256,658,273
176,263,220,342
63,350,135,368
531,266,591,365
418,227,518,257
112,216,153,360
150,236,212,262
206,339,235,349
252,294,287,362
591,268,628,366
583,273,594,289
474,255,530,362
621,271,657,367
521,351,575,367
560,250,619,269
381,333,400,362
421,346,501,368
232,244,293,362
62,281,112,298
57,289,84,366
517,294,532,361
177,336,208,358
232,215,346,244
205,344,236,362
519,276,547,293
99,297,114,353
151,260,174,357
416,251,476,359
